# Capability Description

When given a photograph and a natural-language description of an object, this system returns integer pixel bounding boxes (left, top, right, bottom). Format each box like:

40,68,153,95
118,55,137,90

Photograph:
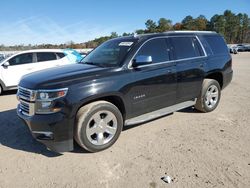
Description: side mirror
133,55,152,67
2,62,10,68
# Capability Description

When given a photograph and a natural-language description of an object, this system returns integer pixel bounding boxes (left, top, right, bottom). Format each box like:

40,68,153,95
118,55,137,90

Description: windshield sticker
119,42,134,46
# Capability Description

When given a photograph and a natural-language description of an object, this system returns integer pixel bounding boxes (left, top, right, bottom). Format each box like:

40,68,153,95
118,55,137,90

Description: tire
195,79,221,112
74,101,123,152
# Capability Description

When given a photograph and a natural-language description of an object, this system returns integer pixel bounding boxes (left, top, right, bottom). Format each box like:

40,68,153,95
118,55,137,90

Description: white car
0,49,82,94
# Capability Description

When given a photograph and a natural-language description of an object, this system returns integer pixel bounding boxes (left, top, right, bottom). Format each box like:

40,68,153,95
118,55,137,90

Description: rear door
1,53,34,87
34,52,59,71
169,36,206,103
126,38,177,117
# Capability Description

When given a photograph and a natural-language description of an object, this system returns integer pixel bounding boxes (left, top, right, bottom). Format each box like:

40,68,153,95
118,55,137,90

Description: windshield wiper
81,61,106,68
83,61,95,65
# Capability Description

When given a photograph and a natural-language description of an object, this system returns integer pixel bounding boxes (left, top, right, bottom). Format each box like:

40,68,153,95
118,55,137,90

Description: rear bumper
222,70,233,89
17,106,74,153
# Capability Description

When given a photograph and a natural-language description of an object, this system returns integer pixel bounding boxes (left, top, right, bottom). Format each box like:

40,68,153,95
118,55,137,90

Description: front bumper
17,105,74,153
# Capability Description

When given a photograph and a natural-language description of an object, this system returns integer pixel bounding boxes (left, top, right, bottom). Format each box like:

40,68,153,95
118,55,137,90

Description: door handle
199,64,204,68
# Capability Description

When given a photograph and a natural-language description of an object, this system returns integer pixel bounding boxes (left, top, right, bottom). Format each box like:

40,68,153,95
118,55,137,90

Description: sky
0,0,249,45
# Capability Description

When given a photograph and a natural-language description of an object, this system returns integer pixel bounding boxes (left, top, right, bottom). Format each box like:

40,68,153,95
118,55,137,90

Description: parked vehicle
228,45,238,54
17,31,233,153
80,52,87,58
236,44,247,52
0,54,4,61
245,45,250,52
0,49,81,94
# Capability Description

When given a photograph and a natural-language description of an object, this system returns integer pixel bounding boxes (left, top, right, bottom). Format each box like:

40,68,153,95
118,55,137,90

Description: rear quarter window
203,35,228,55
56,53,66,59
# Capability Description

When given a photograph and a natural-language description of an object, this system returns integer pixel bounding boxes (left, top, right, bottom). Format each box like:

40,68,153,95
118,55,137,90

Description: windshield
81,38,137,67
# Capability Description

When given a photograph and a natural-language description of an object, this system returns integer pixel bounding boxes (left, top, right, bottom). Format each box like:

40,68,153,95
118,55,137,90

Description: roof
18,49,64,53
135,30,217,39
111,31,218,42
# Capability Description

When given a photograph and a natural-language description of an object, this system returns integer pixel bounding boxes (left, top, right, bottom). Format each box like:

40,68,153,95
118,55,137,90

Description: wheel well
206,72,223,88
79,96,126,119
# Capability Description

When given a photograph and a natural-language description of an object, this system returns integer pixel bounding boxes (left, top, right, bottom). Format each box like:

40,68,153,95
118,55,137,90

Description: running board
125,100,196,126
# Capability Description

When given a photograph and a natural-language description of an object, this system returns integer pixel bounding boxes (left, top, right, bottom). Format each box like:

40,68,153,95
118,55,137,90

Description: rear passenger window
203,35,228,55
170,37,203,60
37,52,57,62
136,38,169,63
56,53,66,59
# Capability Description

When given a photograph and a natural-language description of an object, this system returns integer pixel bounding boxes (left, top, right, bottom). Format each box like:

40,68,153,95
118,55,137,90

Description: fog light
41,101,51,108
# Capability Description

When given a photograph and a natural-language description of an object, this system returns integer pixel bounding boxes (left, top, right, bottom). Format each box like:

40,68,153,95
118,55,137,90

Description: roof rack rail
132,30,216,38
170,30,216,33
133,32,159,38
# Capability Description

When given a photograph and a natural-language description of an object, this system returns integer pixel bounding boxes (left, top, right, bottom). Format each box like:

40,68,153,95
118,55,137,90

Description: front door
125,38,177,118
1,53,35,87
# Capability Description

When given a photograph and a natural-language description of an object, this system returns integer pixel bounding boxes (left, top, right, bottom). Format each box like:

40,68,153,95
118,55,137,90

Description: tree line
1,10,249,51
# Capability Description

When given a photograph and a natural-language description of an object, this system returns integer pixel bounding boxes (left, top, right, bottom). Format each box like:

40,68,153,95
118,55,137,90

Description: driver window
136,38,170,64
9,53,33,66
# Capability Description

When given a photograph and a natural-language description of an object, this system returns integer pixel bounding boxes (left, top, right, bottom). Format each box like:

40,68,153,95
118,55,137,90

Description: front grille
18,87,36,101
18,87,31,100
17,87,35,116
19,100,30,116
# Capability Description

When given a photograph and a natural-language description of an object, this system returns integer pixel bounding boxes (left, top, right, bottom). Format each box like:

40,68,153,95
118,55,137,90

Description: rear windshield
203,35,228,55
81,38,137,67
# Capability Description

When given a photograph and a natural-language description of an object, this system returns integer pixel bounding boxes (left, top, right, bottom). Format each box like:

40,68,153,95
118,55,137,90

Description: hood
19,63,107,89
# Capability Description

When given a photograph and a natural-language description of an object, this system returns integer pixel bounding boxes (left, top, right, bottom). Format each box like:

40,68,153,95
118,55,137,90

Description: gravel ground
0,53,250,188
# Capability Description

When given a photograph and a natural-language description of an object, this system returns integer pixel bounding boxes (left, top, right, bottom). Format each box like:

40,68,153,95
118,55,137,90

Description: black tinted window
56,53,65,59
203,35,228,55
9,53,33,66
37,52,57,62
136,38,169,63
171,37,203,60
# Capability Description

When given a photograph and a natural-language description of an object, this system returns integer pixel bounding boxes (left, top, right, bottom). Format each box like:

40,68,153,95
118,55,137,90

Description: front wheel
195,79,221,112
74,101,123,152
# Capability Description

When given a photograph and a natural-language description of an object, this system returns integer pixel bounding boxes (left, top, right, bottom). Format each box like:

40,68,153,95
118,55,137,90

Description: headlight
35,88,68,114
37,88,68,101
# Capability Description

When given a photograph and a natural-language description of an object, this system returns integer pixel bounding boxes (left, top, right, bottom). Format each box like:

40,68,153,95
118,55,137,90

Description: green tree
122,32,133,36
110,32,118,38
173,23,183,30
194,15,208,30
135,29,145,34
145,19,157,33
242,14,250,43
209,14,226,37
157,18,172,32
182,16,195,30
224,10,239,43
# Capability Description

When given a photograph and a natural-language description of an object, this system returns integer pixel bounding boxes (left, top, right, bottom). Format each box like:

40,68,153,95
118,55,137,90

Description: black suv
17,31,233,152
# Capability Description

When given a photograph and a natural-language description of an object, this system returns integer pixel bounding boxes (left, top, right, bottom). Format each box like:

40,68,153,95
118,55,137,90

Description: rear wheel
195,79,221,112
75,101,123,152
